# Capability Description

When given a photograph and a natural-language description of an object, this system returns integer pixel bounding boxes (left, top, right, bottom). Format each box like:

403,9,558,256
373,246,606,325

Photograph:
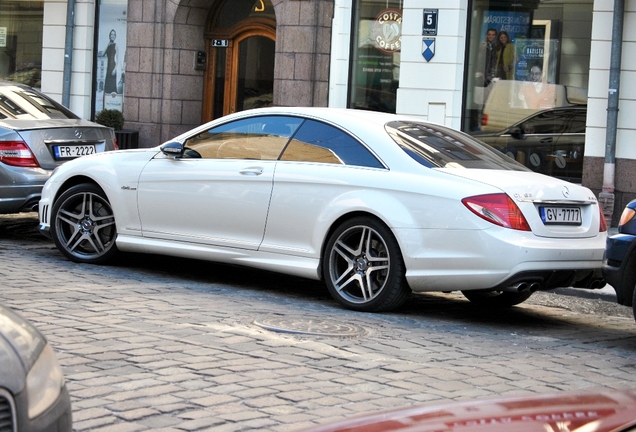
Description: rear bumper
397,227,606,292
0,185,44,214
0,165,49,214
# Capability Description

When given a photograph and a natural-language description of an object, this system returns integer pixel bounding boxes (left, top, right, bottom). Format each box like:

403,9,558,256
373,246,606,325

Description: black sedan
471,106,586,183
603,199,636,321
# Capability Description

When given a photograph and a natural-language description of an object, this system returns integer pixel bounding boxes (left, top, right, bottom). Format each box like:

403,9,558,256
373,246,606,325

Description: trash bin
115,130,139,149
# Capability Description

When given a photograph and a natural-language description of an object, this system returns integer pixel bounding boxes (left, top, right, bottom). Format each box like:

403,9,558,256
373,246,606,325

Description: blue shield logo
422,38,435,62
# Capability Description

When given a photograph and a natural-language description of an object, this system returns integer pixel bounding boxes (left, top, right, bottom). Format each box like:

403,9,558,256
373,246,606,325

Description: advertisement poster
479,11,532,81
94,0,127,116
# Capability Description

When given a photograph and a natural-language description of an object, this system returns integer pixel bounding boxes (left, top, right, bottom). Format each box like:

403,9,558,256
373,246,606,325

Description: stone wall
123,0,334,148
583,156,636,227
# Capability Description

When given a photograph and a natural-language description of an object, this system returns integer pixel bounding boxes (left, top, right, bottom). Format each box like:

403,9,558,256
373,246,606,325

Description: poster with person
479,11,531,81
94,0,127,116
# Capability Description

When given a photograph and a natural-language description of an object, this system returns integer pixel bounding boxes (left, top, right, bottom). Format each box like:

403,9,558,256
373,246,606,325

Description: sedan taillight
462,193,531,231
0,141,40,167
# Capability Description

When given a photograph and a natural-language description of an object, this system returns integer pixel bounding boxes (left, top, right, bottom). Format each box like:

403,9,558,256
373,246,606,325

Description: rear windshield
0,85,79,120
386,121,530,171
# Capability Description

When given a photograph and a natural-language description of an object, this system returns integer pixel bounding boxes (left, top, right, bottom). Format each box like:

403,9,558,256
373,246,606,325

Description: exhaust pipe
503,282,541,293
503,282,528,292
589,278,605,289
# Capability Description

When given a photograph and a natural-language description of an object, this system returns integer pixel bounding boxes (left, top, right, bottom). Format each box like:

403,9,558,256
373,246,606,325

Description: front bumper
14,384,72,432
602,232,636,305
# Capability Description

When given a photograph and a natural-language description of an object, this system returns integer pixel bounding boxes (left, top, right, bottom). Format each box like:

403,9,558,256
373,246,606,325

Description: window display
348,0,403,113
0,0,43,89
466,1,592,183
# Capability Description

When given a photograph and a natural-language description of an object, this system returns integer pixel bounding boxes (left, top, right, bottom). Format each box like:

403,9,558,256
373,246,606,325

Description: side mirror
509,127,524,139
160,141,184,158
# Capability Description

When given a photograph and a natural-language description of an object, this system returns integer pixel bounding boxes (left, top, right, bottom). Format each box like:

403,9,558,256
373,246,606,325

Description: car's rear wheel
461,290,533,307
51,183,118,264
323,217,410,312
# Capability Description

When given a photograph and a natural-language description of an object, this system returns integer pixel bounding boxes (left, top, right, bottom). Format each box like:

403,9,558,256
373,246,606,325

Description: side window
568,111,586,133
519,111,566,135
280,119,383,168
184,116,302,160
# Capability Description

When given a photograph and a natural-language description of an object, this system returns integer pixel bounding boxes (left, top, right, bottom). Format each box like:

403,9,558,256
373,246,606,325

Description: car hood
301,389,636,432
438,168,603,238
0,336,27,393
0,118,109,130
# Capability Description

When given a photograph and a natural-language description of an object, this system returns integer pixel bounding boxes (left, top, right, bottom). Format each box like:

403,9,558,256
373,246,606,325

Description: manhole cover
253,315,365,337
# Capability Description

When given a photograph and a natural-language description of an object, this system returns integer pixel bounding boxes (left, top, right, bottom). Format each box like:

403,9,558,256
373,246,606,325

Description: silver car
0,303,72,431
0,81,117,214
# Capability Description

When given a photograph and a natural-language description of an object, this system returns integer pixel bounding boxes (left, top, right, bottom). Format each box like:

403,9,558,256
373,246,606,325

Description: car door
136,115,301,250
261,118,386,258
502,110,567,171
545,108,586,182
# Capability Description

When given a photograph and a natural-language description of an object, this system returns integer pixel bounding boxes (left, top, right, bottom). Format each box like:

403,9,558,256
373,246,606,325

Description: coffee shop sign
373,9,402,53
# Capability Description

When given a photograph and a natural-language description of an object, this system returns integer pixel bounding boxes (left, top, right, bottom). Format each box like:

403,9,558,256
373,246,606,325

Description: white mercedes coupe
38,107,607,312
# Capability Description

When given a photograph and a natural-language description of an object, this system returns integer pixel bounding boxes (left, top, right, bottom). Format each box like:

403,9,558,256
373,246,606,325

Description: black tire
50,183,118,264
322,216,410,312
461,290,533,307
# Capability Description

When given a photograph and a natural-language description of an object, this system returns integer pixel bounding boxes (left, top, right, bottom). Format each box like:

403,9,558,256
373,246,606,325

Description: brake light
462,193,531,231
0,141,40,167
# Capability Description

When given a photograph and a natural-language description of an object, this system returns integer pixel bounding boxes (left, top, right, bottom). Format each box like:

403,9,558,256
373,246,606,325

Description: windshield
386,121,530,171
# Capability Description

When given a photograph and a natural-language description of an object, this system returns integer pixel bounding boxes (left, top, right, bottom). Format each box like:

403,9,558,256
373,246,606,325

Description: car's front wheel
461,290,533,307
51,183,118,264
323,217,410,312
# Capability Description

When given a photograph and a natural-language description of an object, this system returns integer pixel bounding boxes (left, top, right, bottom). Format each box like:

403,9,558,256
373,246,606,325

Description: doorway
203,0,276,122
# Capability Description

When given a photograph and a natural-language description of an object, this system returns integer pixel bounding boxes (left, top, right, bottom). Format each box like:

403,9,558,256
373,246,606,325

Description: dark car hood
0,335,27,393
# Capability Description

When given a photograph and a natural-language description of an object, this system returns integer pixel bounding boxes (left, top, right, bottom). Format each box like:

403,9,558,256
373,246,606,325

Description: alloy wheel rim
329,225,390,304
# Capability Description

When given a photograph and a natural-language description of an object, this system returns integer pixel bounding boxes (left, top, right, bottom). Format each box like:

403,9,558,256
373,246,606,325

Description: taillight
113,137,119,150
462,193,531,231
481,114,488,126
0,141,40,167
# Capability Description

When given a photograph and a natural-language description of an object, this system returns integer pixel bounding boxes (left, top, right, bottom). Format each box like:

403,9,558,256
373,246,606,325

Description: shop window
348,0,403,113
465,0,592,183
0,0,43,88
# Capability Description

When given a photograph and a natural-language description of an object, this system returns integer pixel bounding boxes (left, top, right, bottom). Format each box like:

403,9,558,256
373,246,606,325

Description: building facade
0,0,633,224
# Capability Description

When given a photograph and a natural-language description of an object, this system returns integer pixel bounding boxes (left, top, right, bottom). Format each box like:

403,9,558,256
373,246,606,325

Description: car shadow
109,251,636,350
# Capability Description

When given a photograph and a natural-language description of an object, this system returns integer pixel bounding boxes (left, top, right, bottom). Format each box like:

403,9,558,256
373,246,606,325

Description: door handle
240,167,264,176
540,137,553,144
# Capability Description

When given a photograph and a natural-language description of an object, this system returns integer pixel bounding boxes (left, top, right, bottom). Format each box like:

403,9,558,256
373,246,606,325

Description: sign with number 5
423,9,438,36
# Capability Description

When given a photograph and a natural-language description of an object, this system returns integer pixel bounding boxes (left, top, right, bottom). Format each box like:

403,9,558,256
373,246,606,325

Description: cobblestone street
1,213,636,431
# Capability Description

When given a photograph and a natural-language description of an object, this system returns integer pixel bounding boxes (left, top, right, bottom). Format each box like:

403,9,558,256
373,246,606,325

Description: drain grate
253,315,365,337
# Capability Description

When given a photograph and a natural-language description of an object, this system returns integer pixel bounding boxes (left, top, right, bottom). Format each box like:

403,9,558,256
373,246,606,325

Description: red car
302,389,636,432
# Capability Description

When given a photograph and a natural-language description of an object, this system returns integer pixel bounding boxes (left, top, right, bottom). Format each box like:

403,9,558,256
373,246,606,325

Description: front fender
42,150,156,236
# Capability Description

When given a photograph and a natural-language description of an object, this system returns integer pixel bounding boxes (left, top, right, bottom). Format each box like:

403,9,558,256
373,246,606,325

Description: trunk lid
441,169,602,238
